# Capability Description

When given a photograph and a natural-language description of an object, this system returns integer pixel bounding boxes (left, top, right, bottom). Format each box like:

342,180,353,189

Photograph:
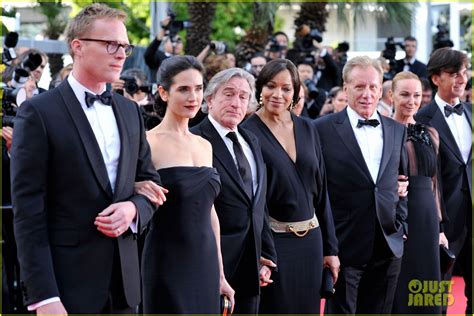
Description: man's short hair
204,67,257,111
404,35,417,42
342,56,383,84
65,3,127,58
427,47,469,78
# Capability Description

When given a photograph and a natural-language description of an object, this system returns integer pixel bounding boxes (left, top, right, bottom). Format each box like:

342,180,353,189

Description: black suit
395,58,428,79
191,117,276,314
415,100,472,314
314,109,408,313
10,80,160,313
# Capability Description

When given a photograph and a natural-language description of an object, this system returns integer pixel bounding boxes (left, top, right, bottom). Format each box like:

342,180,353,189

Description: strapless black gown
142,167,221,313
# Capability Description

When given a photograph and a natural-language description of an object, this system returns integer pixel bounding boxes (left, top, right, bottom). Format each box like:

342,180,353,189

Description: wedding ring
117,228,121,234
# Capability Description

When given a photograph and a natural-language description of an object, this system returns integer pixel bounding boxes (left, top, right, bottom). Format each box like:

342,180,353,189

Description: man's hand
36,301,67,315
397,175,409,197
323,255,340,284
94,201,137,237
134,181,168,206
2,126,13,151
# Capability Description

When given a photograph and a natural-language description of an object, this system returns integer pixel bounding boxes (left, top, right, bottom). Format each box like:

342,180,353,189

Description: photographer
395,36,427,79
265,31,289,60
112,68,154,106
296,62,325,119
144,15,184,76
111,68,161,130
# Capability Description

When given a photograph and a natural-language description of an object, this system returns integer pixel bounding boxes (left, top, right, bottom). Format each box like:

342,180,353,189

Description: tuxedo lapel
239,127,261,203
111,95,130,200
377,116,394,183
333,110,373,182
462,102,472,127
428,102,464,162
200,118,251,202
58,81,112,196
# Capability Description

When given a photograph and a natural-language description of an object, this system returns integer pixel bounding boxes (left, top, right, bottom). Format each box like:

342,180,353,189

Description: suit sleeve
128,102,162,235
396,126,409,236
313,126,339,256
11,101,60,305
260,205,277,265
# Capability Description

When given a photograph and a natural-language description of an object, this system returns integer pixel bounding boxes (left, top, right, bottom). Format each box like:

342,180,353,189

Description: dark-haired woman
135,55,234,313
242,59,340,313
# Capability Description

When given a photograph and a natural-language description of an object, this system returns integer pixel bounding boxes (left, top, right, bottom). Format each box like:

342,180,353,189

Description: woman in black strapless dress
391,71,447,315
135,56,234,313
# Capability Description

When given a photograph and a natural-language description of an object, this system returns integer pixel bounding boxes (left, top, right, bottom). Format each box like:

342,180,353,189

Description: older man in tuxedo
415,47,472,315
191,68,277,314
11,4,164,314
314,56,408,314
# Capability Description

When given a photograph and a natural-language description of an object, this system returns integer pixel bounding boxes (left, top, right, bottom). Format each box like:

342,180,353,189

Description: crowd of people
2,3,472,315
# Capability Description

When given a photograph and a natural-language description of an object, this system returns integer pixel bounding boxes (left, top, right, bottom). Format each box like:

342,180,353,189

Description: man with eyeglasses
10,3,165,315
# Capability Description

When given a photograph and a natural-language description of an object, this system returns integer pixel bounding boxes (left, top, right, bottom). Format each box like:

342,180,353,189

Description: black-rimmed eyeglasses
79,38,134,57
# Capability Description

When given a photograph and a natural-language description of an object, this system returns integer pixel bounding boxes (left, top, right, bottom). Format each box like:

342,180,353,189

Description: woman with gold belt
242,59,340,313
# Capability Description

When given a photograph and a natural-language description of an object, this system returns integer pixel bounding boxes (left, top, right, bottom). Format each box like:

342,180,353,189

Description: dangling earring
257,95,264,110
288,100,295,111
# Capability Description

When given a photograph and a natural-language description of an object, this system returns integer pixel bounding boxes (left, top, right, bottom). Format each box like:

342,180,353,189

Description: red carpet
320,276,467,315
448,276,467,315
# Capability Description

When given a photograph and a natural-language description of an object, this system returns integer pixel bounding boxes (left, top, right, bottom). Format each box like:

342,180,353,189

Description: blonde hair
391,71,421,93
65,3,127,58
342,56,383,84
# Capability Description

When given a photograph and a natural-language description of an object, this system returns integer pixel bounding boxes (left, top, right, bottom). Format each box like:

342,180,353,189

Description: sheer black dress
392,123,447,314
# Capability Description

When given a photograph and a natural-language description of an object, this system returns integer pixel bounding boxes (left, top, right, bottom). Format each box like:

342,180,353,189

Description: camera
210,41,226,55
433,25,454,51
294,24,323,53
163,9,191,39
2,32,19,65
119,75,140,95
381,36,405,81
304,79,319,99
268,37,286,53
118,75,157,97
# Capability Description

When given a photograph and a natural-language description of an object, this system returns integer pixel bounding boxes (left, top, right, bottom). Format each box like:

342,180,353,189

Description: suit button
374,187,378,192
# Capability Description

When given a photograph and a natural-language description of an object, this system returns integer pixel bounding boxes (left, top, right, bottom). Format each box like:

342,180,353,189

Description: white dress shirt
208,114,258,194
68,73,121,191
435,94,472,163
347,106,384,183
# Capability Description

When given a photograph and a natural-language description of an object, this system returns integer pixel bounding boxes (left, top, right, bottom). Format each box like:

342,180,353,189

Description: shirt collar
346,105,381,129
405,57,416,65
67,73,107,109
435,93,461,114
208,114,238,140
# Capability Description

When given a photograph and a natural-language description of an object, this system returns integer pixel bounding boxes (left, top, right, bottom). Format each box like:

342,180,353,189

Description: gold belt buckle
287,220,316,237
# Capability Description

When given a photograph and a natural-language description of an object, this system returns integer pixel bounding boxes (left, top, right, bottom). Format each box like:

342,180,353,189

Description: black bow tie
85,91,112,108
357,119,380,128
444,103,463,117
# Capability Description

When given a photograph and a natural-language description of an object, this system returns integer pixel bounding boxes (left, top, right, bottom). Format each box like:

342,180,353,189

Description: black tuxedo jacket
415,100,472,242
395,58,428,79
10,80,160,312
314,109,408,266
191,117,276,295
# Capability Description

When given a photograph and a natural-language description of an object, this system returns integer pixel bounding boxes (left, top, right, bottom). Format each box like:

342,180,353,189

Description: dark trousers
233,294,260,315
325,256,402,314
